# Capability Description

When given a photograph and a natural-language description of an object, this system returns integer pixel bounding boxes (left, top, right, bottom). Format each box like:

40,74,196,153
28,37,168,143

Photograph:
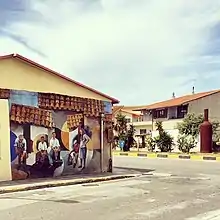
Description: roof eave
133,104,184,111
0,53,119,104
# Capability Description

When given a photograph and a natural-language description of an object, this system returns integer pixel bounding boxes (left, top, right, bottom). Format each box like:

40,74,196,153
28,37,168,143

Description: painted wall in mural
8,89,112,180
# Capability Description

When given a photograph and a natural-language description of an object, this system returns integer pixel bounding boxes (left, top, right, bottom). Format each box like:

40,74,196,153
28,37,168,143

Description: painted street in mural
1,156,220,220
8,89,113,180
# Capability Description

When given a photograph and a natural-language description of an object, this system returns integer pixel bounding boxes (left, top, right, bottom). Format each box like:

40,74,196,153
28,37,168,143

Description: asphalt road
1,156,220,220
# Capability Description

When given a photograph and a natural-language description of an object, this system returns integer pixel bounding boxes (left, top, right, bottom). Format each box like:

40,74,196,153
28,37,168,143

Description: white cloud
1,0,220,105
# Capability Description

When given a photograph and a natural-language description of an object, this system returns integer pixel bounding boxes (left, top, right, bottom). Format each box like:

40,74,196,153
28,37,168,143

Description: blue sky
0,0,220,105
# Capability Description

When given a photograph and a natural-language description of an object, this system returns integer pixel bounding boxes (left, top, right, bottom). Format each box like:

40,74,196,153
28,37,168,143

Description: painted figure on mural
37,136,48,152
32,149,51,175
68,139,80,168
79,129,90,169
30,134,62,178
49,132,62,167
14,134,27,167
36,136,48,163
69,128,90,170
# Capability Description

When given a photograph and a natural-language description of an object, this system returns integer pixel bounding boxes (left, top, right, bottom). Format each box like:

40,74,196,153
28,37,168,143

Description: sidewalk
0,168,137,194
113,150,220,162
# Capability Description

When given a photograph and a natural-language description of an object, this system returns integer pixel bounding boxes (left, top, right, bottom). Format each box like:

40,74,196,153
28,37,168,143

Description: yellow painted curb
168,154,179,159
113,151,220,162
147,153,157,158
113,152,120,156
129,152,138,157
190,155,203,161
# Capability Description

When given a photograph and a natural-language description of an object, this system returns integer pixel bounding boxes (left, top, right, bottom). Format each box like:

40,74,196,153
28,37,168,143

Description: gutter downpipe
101,113,105,172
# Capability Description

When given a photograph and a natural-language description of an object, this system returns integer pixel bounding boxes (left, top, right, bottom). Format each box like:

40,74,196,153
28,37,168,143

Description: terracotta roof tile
112,105,124,115
113,105,142,116
133,90,220,111
121,109,142,116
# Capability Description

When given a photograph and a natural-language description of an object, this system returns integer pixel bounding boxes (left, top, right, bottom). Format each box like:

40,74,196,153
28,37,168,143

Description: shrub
177,134,197,153
176,113,204,137
154,121,174,152
154,131,174,152
146,136,156,152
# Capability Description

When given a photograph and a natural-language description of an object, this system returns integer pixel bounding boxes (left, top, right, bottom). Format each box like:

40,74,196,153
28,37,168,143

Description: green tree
177,134,197,153
155,121,163,134
212,120,220,142
154,121,174,152
146,136,156,152
176,113,220,153
177,113,220,139
127,124,136,148
114,113,127,141
176,113,204,137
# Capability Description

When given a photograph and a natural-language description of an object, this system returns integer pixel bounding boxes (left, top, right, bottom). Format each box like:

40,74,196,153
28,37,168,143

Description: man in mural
14,134,27,167
38,136,48,152
79,129,90,169
36,136,48,162
49,132,61,165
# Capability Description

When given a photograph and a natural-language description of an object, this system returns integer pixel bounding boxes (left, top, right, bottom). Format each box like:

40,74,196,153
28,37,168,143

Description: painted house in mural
133,89,220,151
0,53,118,182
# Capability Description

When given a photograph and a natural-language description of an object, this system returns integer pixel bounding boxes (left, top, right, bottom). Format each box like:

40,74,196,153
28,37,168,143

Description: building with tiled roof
116,89,220,151
0,53,118,182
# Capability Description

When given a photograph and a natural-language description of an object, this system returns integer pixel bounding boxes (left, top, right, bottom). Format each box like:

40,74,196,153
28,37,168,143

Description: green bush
154,121,174,152
146,136,156,152
177,134,197,153
154,131,174,152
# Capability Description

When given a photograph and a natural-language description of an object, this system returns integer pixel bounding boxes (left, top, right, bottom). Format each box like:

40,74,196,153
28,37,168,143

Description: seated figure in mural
49,132,62,167
31,149,56,178
34,149,50,171
36,136,48,160
38,136,48,152
68,139,80,168
14,134,27,167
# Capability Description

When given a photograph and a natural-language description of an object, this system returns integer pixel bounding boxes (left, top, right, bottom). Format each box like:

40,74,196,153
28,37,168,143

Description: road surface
1,156,220,219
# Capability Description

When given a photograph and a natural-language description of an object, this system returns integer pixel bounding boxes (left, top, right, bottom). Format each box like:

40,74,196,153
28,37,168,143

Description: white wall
0,99,12,181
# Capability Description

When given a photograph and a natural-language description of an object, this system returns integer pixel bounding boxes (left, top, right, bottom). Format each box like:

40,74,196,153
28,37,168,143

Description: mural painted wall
8,89,113,180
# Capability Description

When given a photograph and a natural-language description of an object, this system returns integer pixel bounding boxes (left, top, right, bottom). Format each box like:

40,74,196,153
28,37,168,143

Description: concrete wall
120,111,133,121
0,99,12,181
188,92,220,121
134,125,152,135
152,119,183,131
0,59,111,102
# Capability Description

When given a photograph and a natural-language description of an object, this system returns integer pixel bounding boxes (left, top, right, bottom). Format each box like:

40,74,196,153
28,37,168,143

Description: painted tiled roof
121,109,142,116
0,53,119,104
133,90,220,111
113,105,142,116
112,105,124,115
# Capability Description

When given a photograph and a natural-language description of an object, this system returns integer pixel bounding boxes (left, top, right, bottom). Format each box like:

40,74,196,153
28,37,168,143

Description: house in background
112,106,151,147
133,88,220,151
112,105,142,124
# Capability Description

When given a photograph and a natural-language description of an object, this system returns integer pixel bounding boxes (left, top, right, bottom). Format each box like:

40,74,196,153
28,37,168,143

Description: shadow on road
114,166,154,174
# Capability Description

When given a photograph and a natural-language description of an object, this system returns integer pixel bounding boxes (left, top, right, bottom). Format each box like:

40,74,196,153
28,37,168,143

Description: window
125,118,131,123
140,129,147,135
177,105,188,118
153,108,168,119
